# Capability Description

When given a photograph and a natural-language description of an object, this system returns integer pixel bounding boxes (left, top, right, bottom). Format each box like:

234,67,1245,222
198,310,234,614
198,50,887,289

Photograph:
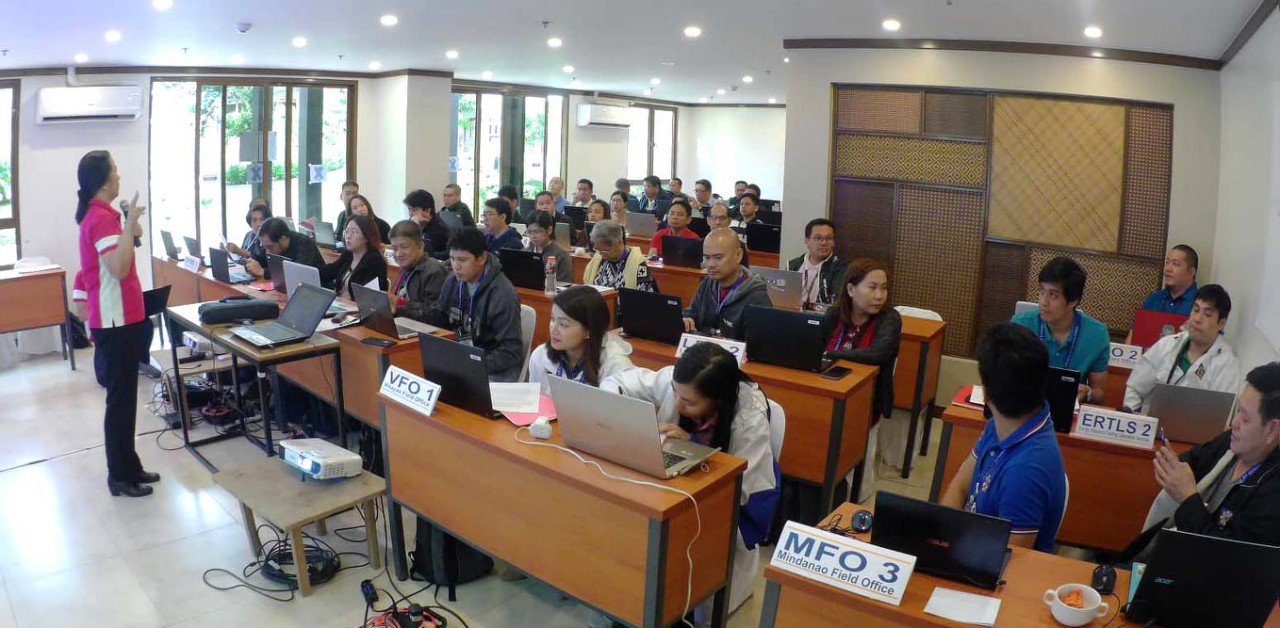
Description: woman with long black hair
526,286,634,387
76,150,158,498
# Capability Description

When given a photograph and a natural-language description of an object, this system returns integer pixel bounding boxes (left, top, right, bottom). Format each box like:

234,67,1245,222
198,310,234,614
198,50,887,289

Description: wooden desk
380,395,746,627
1104,365,1134,409
516,286,618,350
928,399,1194,552
151,257,201,306
625,334,877,517
894,316,947,479
0,266,75,370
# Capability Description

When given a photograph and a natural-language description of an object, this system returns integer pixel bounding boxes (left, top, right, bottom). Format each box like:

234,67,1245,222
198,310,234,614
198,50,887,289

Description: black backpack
409,516,493,596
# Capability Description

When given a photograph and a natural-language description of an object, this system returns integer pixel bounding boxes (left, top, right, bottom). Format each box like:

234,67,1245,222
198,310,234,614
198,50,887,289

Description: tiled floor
0,348,946,627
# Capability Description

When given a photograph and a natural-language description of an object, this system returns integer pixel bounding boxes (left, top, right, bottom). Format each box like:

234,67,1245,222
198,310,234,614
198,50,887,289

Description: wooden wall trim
783,38,1223,71
1219,0,1280,65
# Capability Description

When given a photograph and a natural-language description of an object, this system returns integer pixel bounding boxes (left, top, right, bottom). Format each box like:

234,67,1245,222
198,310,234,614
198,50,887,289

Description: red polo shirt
78,198,145,329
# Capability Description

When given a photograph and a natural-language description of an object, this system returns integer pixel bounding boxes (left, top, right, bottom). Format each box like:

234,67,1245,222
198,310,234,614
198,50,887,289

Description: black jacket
441,203,475,227
420,216,452,260
393,254,448,324
255,232,324,280
1120,432,1280,561
788,254,848,309
321,249,389,299
425,256,524,382
372,217,391,245
820,306,902,419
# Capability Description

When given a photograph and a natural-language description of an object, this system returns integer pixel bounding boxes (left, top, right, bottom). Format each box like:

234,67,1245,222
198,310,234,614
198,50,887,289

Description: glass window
652,109,675,181
478,93,504,203
0,82,20,266
223,86,265,244
148,82,197,256
546,95,564,192
197,85,224,253
318,87,349,224
523,96,546,199
627,107,651,180
451,94,477,210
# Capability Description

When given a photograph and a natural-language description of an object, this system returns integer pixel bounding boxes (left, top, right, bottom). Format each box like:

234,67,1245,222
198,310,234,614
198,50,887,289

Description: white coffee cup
1043,583,1108,627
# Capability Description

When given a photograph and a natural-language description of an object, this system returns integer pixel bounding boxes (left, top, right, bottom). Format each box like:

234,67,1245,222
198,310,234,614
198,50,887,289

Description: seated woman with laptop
523,211,573,283
526,286,635,388
821,258,902,423
602,342,780,616
320,214,388,299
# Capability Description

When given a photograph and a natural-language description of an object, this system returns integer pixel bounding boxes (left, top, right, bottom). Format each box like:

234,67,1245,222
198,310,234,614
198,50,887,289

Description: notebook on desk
497,248,546,291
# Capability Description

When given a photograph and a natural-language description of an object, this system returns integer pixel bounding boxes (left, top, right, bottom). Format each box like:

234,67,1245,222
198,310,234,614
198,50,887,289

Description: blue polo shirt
1140,282,1197,316
1011,309,1110,374
965,403,1066,552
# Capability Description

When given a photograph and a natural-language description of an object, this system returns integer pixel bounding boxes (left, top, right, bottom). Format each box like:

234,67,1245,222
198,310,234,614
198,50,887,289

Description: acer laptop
1132,310,1188,349
750,267,803,311
497,248,547,291
548,377,718,479
282,259,355,316
350,283,442,341
743,305,832,372
745,222,781,254
229,283,335,349
1045,366,1083,433
160,230,182,260
1126,530,1280,627
208,247,252,284
871,491,1013,590
661,235,702,269
1146,384,1237,443
618,288,685,345
625,211,659,239
417,332,502,418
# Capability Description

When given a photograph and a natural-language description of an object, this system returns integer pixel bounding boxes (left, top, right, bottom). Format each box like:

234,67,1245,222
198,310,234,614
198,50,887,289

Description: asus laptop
497,248,547,291
871,491,1013,590
282,259,355,316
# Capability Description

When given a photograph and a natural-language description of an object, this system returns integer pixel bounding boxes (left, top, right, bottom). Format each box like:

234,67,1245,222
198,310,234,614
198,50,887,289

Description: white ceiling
0,0,1262,104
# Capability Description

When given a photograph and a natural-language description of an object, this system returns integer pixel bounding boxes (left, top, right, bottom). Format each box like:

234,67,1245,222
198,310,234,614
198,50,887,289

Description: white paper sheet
489,382,542,413
969,385,985,406
923,587,1001,626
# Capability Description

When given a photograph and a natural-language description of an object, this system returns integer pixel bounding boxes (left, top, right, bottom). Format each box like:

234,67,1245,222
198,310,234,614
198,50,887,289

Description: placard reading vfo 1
1072,405,1158,450
1109,343,1143,369
379,366,441,417
674,333,747,366
770,521,916,606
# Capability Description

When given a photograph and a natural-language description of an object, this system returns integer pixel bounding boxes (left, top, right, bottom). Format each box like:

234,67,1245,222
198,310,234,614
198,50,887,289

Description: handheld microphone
120,199,143,248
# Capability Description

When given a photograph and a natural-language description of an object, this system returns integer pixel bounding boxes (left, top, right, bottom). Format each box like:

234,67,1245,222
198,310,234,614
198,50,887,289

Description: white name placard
1072,405,1158,450
674,333,747,365
181,255,202,272
1109,342,1143,369
771,521,916,606
379,366,442,417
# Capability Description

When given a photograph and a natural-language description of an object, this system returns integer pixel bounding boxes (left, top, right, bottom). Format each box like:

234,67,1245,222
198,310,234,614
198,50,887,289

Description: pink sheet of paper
502,394,558,427
247,280,275,292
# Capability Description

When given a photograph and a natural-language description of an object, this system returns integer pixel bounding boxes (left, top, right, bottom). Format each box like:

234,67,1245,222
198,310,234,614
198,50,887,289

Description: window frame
0,79,21,269
626,103,679,185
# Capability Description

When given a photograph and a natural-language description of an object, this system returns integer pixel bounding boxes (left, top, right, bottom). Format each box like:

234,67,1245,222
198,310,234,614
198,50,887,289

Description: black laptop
653,199,672,221
417,332,501,419
160,230,182,260
498,248,546,291
267,253,289,293
182,235,205,263
743,305,833,372
758,210,783,226
618,288,685,345
687,216,711,238
208,247,252,284
517,198,537,224
746,222,782,254
1127,530,1280,627
228,283,335,349
437,211,464,234
661,235,703,269
1045,366,1082,432
870,491,1013,590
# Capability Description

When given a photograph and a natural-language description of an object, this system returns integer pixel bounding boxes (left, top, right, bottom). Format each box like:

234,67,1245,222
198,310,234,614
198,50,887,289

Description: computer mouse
1091,564,1116,595
850,509,874,534
330,313,348,324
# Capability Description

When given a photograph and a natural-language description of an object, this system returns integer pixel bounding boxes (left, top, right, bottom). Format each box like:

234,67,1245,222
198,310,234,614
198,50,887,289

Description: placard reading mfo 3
770,521,916,606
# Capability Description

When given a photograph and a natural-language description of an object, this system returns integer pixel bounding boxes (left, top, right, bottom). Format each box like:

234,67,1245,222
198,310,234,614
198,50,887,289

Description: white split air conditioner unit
576,103,631,129
37,85,143,124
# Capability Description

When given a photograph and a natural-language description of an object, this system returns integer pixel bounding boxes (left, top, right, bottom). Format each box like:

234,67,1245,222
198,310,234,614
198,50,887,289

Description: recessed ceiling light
683,25,702,38
547,37,563,48
445,50,459,59
661,61,676,66
481,70,493,80
698,97,709,103
1091,51,1105,58
291,36,308,48
562,65,575,73
151,0,173,10
716,88,726,95
882,19,901,32
643,88,653,96
1084,25,1103,39
742,75,753,83
73,53,88,64
369,61,382,70
783,57,790,63
231,54,245,64
571,79,583,88
768,97,777,104
380,14,399,27
104,29,122,43
650,78,661,86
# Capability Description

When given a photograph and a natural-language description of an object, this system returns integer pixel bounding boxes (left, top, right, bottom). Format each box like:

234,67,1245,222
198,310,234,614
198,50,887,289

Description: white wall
403,75,454,218
1214,9,1280,367
677,107,787,202
782,49,1223,268
355,76,408,222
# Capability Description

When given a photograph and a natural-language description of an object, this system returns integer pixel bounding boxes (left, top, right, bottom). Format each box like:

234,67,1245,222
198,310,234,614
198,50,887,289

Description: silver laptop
554,221,570,245
312,220,337,246
229,283,336,349
282,259,355,316
548,377,719,479
1147,384,1238,443
750,267,803,311
625,211,658,238
1015,300,1038,316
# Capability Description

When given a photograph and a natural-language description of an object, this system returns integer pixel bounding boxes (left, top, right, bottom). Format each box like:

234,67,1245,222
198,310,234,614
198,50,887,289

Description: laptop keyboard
663,451,687,468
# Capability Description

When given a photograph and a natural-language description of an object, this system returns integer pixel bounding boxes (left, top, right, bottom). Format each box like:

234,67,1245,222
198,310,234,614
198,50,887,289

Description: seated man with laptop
648,198,701,259
385,220,448,323
423,227,524,383
941,323,1067,552
682,228,772,340
1123,284,1242,414
244,217,324,280
1012,256,1110,404
787,218,846,312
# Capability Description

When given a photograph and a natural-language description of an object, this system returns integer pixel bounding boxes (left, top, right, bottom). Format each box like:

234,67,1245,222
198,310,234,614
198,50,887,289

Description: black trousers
93,316,153,387
92,321,147,482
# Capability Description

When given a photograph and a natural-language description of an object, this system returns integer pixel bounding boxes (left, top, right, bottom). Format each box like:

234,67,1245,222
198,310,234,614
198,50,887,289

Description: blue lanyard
456,274,483,327
715,273,747,315
1237,460,1265,486
1038,311,1082,367
554,359,585,383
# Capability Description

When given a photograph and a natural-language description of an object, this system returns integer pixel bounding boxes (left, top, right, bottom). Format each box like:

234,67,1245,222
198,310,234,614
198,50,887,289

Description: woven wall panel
836,89,922,134
893,185,986,355
924,92,989,139
834,134,987,189
831,179,895,264
976,241,1030,352
989,96,1126,252
1119,106,1173,259
1024,247,1161,333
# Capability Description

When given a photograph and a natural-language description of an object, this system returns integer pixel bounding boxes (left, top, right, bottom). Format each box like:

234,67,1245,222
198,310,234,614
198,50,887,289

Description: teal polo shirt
1011,309,1110,374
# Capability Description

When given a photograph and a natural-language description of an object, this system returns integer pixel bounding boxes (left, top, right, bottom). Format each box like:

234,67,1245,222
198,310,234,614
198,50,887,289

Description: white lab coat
526,333,636,388
1124,331,1243,413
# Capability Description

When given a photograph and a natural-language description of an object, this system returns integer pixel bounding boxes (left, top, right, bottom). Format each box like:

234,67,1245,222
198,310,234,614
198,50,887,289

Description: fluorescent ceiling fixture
562,65,574,73
74,53,88,64
152,0,173,10
783,57,790,63
882,19,901,32
380,14,399,27
650,78,661,86
698,97,709,103
445,50,459,59
547,37,563,48
369,61,382,70
481,70,493,79
683,26,702,38
291,36,308,48
104,30,122,43
1084,25,1103,39
643,88,653,96
741,75,753,83
231,54,245,64
716,88,726,95
661,61,676,66
768,97,777,104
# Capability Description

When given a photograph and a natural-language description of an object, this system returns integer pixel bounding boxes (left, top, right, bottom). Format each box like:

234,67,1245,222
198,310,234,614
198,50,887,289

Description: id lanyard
1164,338,1194,385
1038,312,1082,368
395,267,416,297
456,275,482,337
554,359,585,383
715,273,747,315
966,448,1007,512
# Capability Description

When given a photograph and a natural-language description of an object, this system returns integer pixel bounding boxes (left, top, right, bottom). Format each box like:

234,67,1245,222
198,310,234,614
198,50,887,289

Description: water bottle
544,255,557,296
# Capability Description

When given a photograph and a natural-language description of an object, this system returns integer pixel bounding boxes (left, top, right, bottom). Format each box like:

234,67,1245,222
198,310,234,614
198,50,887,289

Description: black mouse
851,509,874,534
1092,564,1116,595
330,313,348,324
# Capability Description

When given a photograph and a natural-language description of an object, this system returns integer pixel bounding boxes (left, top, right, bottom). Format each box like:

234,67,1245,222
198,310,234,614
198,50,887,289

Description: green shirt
1011,309,1111,374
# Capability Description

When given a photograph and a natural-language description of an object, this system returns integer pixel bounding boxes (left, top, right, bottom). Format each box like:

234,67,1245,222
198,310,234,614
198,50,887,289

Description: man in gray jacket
682,228,773,340
426,227,525,382
387,220,448,323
